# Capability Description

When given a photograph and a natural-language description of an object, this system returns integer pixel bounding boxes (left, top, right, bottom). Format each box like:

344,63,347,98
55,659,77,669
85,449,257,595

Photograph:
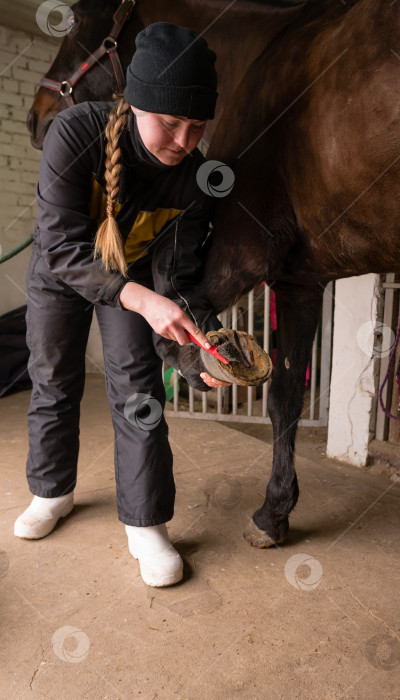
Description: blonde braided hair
94,95,131,276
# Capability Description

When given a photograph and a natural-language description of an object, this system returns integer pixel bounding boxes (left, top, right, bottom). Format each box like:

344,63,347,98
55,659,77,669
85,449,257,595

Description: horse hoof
243,520,285,548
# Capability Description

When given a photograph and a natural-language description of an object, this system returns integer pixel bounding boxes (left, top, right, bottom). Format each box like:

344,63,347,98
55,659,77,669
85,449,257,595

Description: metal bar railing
376,273,396,441
309,333,318,421
231,304,238,416
247,289,254,417
319,281,333,424
262,284,270,418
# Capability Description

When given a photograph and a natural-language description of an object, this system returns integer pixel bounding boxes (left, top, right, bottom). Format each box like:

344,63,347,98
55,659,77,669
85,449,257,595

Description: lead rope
0,234,33,264
378,312,400,420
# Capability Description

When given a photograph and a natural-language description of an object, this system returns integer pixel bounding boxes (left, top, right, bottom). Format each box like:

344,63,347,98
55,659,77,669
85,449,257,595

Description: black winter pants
25,244,174,526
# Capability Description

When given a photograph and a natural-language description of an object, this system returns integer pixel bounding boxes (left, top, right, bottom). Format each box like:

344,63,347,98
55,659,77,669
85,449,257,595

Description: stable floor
1,375,400,700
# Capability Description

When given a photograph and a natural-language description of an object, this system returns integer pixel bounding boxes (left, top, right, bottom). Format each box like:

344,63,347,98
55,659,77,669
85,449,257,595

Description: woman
14,22,230,587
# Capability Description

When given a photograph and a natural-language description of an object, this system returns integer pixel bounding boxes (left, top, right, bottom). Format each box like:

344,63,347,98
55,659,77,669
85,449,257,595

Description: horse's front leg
245,282,324,547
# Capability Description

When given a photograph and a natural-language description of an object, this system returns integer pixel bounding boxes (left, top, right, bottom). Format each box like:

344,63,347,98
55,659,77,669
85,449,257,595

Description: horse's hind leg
244,282,324,547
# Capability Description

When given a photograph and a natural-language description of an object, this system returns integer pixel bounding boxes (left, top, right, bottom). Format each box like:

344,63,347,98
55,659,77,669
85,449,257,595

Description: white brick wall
0,24,104,373
0,25,57,315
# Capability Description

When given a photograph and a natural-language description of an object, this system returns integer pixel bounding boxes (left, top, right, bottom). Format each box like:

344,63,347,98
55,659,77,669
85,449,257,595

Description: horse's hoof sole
243,521,285,548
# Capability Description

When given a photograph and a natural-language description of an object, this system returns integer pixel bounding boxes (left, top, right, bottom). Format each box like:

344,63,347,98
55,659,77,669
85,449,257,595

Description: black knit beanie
123,22,218,120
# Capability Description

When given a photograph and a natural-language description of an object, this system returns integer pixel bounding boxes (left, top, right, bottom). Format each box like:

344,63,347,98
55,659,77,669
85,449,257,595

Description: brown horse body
27,0,400,547
206,0,400,293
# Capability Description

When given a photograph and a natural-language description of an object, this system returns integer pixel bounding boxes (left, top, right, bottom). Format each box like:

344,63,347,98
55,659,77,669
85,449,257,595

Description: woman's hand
200,373,231,388
119,281,211,347
119,283,233,389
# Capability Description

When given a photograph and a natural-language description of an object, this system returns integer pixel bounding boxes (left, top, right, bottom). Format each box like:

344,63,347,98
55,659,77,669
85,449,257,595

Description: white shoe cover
125,523,183,587
14,492,74,539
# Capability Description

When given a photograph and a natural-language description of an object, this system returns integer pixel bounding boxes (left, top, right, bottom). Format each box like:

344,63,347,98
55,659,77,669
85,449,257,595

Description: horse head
27,0,141,149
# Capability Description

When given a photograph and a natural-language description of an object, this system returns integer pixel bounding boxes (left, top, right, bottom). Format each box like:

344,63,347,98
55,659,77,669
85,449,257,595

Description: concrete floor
1,375,400,700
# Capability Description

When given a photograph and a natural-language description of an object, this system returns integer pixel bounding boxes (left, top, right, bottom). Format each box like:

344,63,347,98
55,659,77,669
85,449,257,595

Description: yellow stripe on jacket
89,175,182,263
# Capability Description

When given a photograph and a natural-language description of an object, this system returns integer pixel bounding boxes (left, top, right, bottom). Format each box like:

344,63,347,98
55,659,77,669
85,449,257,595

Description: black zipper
170,217,199,326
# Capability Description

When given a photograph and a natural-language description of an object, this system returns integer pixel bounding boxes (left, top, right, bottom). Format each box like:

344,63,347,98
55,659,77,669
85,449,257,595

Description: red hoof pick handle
185,330,230,365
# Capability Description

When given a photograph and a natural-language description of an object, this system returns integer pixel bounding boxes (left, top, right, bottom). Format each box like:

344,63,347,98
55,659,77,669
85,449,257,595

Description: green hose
0,234,34,264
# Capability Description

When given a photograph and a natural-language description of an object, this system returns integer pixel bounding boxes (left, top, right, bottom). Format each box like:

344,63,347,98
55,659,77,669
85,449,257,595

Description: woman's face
131,107,207,165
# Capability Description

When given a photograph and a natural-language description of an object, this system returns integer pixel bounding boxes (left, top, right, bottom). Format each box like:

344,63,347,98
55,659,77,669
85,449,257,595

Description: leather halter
39,0,136,106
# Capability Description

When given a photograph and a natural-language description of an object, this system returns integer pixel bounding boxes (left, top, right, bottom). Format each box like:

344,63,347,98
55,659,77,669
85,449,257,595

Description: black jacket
34,100,220,336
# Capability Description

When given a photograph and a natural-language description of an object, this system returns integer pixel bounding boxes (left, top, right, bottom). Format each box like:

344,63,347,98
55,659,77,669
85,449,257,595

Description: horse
27,0,308,149
26,0,400,548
